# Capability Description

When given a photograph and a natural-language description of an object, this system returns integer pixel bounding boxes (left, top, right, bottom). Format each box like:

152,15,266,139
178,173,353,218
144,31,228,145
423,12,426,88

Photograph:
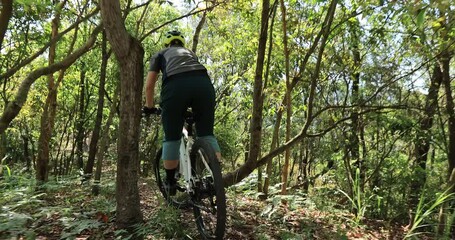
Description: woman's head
163,30,185,47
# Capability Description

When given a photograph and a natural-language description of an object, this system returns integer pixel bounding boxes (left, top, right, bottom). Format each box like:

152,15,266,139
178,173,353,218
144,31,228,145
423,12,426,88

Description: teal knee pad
199,136,221,152
162,140,181,160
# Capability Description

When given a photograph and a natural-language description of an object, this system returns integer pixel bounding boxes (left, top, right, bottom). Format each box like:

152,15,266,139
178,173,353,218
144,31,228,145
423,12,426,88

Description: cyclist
143,30,221,196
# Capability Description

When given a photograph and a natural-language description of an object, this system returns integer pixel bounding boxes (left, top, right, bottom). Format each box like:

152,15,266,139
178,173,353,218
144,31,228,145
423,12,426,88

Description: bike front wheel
190,139,226,240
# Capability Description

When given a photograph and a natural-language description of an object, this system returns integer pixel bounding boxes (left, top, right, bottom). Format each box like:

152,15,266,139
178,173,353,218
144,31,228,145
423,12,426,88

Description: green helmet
163,30,185,47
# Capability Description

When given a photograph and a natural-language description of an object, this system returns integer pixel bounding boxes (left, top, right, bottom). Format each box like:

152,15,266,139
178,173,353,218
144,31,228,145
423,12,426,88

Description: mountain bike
144,108,226,240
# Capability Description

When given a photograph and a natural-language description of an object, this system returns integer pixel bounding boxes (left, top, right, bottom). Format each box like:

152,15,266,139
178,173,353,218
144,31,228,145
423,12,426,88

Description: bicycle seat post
184,111,194,137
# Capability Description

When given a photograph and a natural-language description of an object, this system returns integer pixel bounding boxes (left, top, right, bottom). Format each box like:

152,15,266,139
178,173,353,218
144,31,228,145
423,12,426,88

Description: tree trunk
0,109,6,166
442,56,455,180
93,81,119,195
348,17,365,194
262,1,277,196
438,52,454,236
192,10,206,54
257,147,263,193
20,122,33,172
409,64,442,211
223,0,270,186
36,3,64,182
264,113,280,195
22,133,31,171
142,124,159,177
279,0,292,195
54,113,72,175
99,0,144,230
66,131,76,175
75,63,86,170
84,31,109,178
0,0,13,51
301,144,310,192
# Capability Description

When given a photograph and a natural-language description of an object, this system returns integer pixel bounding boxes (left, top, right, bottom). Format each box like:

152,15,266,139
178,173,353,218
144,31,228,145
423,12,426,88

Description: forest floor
1,173,426,240
136,179,409,240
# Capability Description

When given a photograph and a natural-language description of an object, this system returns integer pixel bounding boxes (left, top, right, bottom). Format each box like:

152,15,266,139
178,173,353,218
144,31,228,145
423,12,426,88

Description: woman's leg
191,75,222,160
160,80,188,170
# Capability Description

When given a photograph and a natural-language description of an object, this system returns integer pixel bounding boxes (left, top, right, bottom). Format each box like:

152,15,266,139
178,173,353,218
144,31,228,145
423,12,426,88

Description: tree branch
0,7,99,81
0,25,102,134
139,3,221,42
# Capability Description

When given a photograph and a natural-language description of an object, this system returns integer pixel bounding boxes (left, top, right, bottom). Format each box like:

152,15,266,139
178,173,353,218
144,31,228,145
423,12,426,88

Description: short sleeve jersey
148,46,206,80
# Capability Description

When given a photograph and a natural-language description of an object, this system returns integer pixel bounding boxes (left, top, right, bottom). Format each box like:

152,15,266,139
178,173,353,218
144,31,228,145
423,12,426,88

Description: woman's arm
145,71,159,108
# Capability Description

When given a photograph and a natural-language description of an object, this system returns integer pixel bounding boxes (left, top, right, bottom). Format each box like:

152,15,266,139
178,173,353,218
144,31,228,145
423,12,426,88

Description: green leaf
416,9,426,29
5,165,11,177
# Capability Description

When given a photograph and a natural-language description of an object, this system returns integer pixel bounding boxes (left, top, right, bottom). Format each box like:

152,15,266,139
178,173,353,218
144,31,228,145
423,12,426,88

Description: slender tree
409,64,442,211
192,10,207,54
262,1,278,195
84,31,109,178
438,51,454,236
279,0,292,195
99,0,144,230
75,63,86,170
36,0,68,182
223,0,270,186
93,81,119,195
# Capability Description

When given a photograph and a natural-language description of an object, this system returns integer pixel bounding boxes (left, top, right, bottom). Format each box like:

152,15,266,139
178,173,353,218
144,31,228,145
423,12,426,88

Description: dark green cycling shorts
160,70,220,160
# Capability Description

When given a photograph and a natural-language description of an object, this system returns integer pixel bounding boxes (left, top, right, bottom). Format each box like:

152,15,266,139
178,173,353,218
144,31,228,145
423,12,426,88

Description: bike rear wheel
154,148,191,208
190,139,226,240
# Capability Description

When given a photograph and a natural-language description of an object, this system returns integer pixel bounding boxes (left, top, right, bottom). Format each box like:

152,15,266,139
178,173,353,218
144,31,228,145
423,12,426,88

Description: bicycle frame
178,115,214,196
179,127,194,194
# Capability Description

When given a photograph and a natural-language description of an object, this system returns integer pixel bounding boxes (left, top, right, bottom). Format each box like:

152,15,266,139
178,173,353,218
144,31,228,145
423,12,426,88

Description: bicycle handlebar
141,106,194,120
142,106,161,117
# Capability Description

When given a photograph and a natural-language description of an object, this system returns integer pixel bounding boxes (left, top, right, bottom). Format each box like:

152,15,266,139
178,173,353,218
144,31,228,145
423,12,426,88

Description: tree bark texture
409,64,442,211
54,115,72,175
262,1,277,195
436,7,454,235
93,81,119,195
85,31,109,177
75,64,86,170
279,0,292,195
0,0,13,51
345,18,366,203
22,133,31,171
36,5,61,182
99,0,144,229
36,0,71,182
440,53,455,235
442,55,455,177
191,10,206,54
